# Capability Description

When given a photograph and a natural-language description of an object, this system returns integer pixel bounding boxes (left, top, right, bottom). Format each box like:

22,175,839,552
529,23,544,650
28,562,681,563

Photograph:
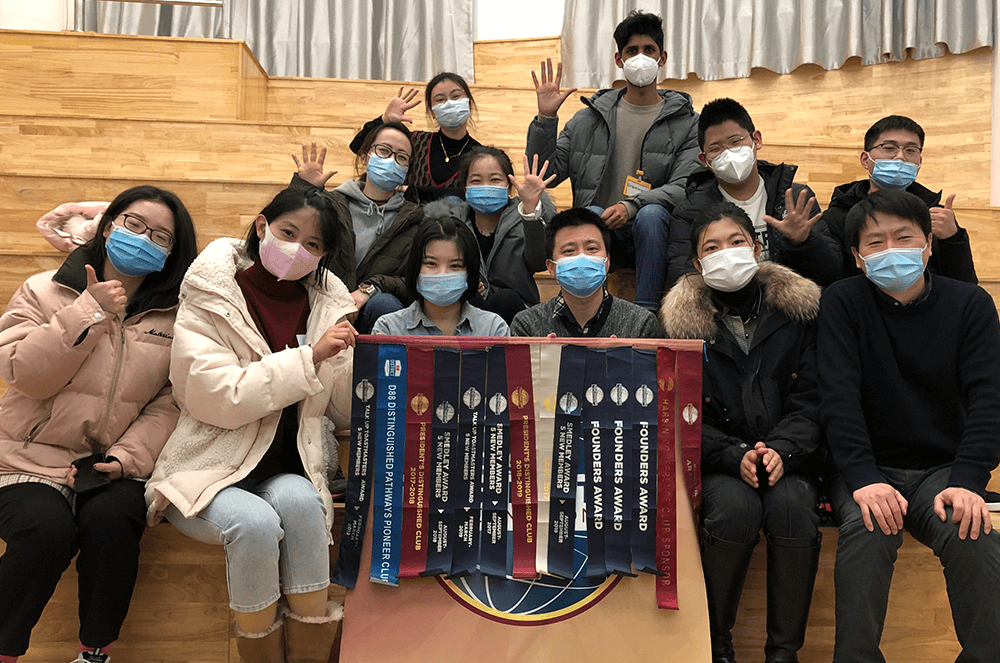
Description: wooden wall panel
0,30,250,121
473,37,561,87
238,45,268,122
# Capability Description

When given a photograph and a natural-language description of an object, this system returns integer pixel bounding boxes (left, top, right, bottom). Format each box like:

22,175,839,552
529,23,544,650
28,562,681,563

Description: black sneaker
330,466,347,502
73,650,110,663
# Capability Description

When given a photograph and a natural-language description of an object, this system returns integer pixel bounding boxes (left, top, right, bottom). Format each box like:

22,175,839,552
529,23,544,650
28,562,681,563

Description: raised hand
292,142,338,188
382,87,422,124
764,188,822,245
930,193,959,239
312,320,358,365
508,154,556,214
85,264,127,315
531,58,578,118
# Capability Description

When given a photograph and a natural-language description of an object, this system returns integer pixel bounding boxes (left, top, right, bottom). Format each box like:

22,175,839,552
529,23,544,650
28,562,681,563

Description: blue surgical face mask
366,154,407,192
432,98,471,130
869,157,919,190
860,244,927,292
417,271,468,306
555,254,607,298
105,225,170,277
465,185,509,214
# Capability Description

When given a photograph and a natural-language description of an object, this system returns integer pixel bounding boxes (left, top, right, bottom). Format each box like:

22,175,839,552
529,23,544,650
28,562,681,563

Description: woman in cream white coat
145,188,358,663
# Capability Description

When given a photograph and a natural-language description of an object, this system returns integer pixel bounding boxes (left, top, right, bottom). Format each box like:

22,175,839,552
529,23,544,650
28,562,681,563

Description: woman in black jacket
660,201,823,663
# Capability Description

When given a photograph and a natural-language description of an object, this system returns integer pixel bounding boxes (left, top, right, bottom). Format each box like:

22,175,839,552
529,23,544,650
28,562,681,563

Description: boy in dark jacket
667,98,842,290
823,114,977,283
818,189,1000,663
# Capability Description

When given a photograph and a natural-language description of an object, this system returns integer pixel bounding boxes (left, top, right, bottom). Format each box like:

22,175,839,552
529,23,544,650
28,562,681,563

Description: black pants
0,480,147,656
701,472,820,544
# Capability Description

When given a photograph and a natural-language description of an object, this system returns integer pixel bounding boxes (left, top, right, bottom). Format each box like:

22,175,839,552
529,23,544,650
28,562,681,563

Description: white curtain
561,0,995,86
75,0,475,81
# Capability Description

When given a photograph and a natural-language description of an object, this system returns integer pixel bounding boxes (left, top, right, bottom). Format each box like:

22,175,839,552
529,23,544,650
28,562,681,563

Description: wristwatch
359,283,377,296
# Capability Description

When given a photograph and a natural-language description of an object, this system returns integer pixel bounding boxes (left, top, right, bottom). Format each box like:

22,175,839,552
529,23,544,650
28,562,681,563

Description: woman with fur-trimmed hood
660,201,823,663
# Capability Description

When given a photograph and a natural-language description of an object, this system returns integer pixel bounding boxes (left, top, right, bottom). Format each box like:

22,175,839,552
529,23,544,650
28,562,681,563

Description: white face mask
709,145,756,185
699,246,759,292
621,53,660,88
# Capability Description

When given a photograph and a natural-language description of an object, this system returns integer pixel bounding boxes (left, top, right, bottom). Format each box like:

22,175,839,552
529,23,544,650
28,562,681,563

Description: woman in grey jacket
449,146,556,323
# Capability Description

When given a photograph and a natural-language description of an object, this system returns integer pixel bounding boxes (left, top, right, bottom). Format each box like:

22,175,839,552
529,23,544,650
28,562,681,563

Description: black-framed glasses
870,142,922,160
119,213,174,248
371,143,411,167
704,133,752,160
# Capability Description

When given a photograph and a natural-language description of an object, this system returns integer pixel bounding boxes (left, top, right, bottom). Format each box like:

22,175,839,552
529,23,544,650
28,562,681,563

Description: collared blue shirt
372,300,509,337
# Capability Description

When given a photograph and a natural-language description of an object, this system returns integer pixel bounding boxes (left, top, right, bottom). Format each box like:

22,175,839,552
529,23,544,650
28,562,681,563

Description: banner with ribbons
333,336,703,611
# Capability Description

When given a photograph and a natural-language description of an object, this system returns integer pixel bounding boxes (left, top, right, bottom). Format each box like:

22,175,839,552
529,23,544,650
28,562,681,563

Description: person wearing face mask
0,185,198,663
823,115,977,284
372,215,507,337
818,189,1000,663
442,146,557,324
348,72,482,200
666,98,842,291
290,122,424,333
145,188,359,663
511,208,660,338
660,202,823,663
526,10,701,313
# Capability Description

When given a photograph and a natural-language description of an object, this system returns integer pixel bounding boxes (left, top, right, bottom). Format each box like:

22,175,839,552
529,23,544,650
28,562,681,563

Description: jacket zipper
22,412,53,447
93,320,127,449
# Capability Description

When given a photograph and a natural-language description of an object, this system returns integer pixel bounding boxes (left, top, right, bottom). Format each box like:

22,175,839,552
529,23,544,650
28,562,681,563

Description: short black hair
354,120,412,178
698,98,755,151
544,207,611,261
864,115,925,151
425,72,478,123
688,202,756,259
405,212,481,304
456,145,514,192
845,189,932,250
613,10,664,53
84,184,198,316
244,187,340,286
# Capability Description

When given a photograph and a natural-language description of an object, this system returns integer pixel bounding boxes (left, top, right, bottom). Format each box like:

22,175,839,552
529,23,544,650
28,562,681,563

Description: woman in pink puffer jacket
0,185,198,663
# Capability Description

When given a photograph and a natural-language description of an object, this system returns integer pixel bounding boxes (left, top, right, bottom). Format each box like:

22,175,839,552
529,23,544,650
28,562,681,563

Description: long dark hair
244,187,340,287
405,215,480,304
82,185,198,315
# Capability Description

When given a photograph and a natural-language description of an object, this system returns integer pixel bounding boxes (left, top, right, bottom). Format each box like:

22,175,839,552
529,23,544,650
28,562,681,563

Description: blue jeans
586,204,671,311
165,473,330,612
355,292,403,334
830,465,1000,663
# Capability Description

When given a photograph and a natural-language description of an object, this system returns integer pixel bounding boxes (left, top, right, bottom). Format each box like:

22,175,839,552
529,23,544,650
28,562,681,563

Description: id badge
623,172,652,197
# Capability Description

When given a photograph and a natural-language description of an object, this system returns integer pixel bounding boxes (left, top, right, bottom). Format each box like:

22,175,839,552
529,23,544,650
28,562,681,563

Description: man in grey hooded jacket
526,10,701,311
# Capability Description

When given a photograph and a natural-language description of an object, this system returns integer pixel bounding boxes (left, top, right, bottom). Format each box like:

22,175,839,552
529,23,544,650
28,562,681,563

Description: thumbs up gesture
85,264,128,315
929,193,958,240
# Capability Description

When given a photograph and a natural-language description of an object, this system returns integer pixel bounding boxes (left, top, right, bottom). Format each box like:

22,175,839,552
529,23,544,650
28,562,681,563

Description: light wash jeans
165,473,330,612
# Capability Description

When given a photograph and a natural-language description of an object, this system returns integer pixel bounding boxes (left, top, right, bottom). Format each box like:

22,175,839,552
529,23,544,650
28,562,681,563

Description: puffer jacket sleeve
170,301,326,431
323,348,354,431
109,382,180,478
526,115,571,189
665,201,697,291
702,423,751,478
0,278,108,400
762,322,822,476
521,192,556,273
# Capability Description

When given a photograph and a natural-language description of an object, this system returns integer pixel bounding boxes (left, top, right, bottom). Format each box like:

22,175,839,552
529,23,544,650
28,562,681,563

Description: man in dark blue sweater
818,189,1000,663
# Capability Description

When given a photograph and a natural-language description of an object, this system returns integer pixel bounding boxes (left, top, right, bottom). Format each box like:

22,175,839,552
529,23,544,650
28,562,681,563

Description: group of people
0,8,998,663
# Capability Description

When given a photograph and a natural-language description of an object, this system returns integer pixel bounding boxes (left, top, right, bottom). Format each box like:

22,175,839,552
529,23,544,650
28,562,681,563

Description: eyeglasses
119,213,174,248
704,134,751,160
869,142,922,161
371,143,411,167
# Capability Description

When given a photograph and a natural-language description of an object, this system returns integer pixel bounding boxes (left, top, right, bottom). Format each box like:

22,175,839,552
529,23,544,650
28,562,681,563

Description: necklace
439,133,471,163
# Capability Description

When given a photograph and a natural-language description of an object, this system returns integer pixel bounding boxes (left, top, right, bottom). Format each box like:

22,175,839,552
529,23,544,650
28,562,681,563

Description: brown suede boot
284,600,343,663
235,616,284,663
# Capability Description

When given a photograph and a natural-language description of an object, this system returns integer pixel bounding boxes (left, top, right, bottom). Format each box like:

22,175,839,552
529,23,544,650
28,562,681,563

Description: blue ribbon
370,344,406,586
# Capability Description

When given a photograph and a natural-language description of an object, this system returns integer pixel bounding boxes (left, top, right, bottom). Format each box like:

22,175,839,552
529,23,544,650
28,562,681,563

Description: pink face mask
258,223,322,281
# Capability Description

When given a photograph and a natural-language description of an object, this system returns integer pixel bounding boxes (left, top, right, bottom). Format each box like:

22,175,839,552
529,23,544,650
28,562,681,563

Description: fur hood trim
659,261,820,341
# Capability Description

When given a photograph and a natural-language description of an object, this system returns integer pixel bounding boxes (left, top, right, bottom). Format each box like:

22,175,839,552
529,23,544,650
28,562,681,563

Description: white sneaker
72,650,110,663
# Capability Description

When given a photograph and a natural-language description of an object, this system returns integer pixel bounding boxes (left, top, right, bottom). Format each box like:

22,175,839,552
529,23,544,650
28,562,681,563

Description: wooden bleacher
2,28,1000,662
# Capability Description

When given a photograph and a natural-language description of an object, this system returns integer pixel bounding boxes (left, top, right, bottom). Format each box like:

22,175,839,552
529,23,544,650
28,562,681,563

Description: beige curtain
561,0,995,86
75,0,475,81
